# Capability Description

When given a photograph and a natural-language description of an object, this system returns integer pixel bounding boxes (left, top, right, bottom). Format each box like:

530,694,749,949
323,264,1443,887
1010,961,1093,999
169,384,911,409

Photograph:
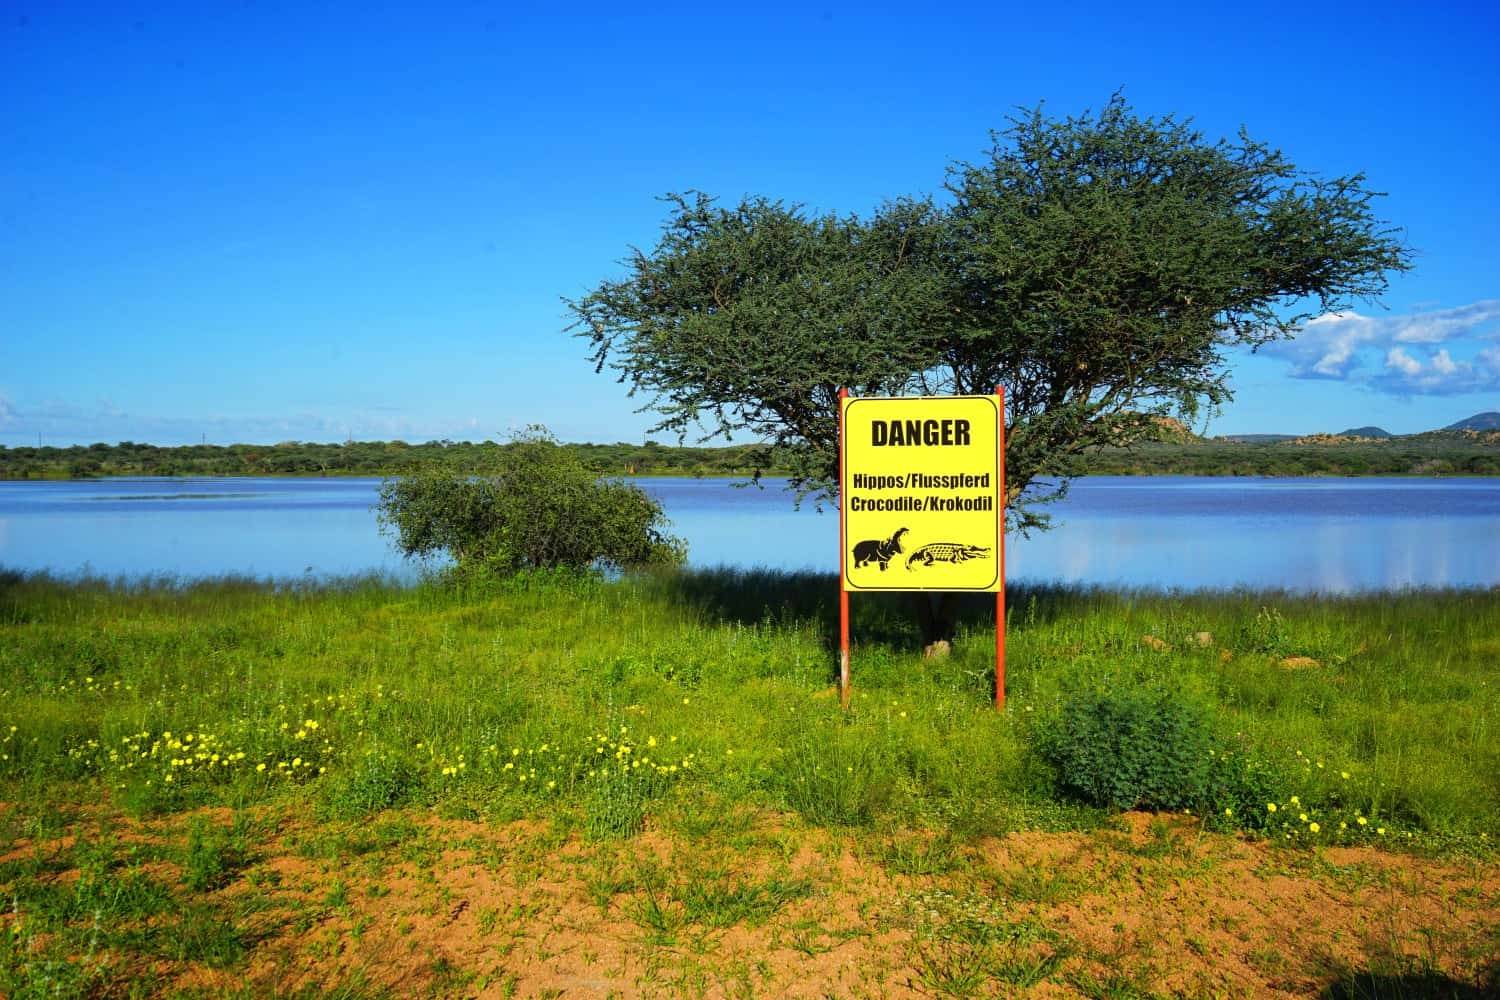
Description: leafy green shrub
1037,687,1212,811
376,425,686,577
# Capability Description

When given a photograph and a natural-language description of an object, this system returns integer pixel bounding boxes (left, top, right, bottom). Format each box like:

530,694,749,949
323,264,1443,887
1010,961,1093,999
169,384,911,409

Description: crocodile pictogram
905,542,991,569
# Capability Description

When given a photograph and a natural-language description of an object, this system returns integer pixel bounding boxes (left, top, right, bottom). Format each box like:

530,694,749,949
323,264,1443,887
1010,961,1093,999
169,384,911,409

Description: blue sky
3,0,1497,447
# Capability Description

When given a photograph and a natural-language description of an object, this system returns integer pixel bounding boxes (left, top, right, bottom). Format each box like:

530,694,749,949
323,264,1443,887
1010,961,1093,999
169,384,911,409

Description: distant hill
1445,411,1500,431
1286,432,1401,445
1146,416,1201,444
1222,416,1500,438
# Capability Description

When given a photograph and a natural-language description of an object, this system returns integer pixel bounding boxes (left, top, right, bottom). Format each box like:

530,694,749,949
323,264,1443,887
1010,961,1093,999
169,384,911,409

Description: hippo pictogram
851,527,909,571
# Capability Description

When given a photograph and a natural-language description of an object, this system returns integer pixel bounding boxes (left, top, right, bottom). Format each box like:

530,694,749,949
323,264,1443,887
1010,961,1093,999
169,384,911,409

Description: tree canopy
569,96,1412,530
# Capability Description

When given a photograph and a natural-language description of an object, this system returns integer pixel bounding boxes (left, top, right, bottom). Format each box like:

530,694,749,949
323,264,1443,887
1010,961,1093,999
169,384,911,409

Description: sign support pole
995,385,1006,712
838,388,851,710
841,389,1004,711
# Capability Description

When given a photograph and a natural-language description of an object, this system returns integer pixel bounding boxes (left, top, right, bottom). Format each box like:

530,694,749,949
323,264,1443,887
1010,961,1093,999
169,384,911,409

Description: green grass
1,567,1497,852
0,812,278,995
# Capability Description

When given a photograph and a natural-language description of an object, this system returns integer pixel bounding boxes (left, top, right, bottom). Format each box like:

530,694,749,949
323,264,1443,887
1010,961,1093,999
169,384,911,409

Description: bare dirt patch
3,804,1496,998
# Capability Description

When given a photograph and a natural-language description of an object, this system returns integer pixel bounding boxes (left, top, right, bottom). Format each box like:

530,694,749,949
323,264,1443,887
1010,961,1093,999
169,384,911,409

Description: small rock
1279,656,1320,669
923,640,952,660
1141,635,1169,652
1191,631,1214,647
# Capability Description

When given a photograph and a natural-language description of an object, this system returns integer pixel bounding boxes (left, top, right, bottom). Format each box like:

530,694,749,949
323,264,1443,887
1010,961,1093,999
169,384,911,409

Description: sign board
840,395,1003,592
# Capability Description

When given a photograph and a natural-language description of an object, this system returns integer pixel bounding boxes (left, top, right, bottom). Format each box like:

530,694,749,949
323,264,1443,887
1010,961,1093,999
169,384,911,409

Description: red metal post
995,385,1007,712
838,388,851,710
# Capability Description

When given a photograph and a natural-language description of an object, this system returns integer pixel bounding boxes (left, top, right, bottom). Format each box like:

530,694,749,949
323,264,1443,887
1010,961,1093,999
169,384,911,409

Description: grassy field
2,569,1497,997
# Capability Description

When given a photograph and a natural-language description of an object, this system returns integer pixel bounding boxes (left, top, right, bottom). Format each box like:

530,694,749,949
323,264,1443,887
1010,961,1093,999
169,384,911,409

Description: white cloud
1371,344,1500,396
1265,299,1500,396
1385,347,1422,377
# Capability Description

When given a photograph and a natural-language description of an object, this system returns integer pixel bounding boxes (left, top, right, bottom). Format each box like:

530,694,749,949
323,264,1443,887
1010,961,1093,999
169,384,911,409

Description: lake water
1,476,1497,592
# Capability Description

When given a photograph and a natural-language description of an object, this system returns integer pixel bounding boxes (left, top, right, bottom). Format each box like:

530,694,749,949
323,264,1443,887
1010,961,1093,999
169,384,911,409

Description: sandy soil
4,807,1497,998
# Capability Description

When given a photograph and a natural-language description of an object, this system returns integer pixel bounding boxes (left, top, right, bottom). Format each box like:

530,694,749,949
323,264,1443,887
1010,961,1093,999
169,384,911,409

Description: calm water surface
1,476,1497,592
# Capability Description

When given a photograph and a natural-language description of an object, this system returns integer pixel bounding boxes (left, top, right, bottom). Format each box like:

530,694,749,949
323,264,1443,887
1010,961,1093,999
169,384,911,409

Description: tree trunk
912,592,958,658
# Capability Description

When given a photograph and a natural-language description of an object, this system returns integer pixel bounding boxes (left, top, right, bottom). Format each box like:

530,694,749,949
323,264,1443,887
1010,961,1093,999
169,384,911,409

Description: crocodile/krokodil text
847,494,995,512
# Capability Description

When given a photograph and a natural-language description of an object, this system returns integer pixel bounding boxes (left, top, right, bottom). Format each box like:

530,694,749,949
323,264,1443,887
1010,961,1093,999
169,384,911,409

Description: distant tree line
0,439,786,480
1092,437,1500,477
1,434,1496,481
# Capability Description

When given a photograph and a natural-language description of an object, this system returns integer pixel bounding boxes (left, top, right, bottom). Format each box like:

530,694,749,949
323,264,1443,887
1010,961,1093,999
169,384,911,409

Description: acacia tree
569,96,1411,531
571,193,952,503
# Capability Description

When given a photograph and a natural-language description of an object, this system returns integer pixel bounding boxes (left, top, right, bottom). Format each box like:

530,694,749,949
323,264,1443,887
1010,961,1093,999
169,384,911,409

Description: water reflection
0,475,1496,593
1003,515,1497,592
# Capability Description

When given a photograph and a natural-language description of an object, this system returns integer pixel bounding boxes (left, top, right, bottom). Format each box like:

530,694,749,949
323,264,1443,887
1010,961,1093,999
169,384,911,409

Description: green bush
1038,687,1212,811
376,425,686,577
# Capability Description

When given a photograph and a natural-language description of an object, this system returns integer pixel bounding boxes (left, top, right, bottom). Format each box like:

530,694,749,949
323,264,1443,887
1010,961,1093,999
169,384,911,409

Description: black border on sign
840,395,1002,593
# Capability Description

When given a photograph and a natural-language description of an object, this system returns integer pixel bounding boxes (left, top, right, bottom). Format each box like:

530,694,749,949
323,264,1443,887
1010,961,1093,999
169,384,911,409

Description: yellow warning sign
841,395,1003,591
